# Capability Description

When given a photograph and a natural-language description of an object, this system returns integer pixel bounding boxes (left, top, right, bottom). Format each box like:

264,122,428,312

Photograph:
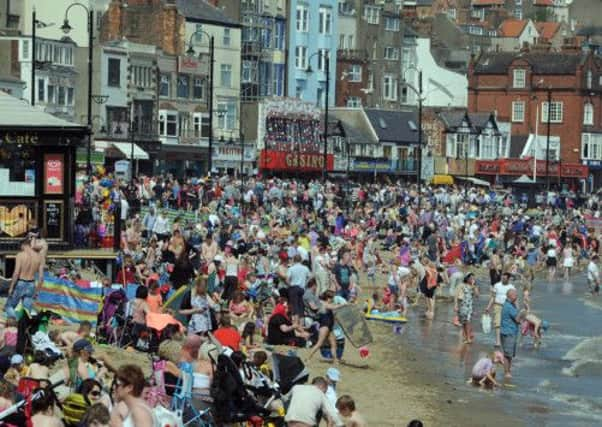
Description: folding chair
170,362,213,427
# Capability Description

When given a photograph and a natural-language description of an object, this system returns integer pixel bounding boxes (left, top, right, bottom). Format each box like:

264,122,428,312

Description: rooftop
473,51,586,75
176,0,240,27
0,91,86,129
498,20,529,38
364,109,419,145
535,22,561,40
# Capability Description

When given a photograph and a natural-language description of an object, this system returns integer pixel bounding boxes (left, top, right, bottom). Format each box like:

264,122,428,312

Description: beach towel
146,312,184,333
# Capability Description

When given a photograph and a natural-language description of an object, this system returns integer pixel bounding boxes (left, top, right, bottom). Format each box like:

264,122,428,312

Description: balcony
103,119,158,140
337,49,370,62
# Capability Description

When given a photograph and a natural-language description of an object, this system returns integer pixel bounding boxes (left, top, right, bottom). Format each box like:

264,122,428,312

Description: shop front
0,92,88,251
475,159,589,187
157,143,209,177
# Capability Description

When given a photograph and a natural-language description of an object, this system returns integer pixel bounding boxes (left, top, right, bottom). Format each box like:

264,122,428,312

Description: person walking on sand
500,289,521,379
485,272,515,348
454,273,479,344
587,254,600,296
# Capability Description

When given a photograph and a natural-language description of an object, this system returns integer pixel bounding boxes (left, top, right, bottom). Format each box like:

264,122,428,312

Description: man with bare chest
6,238,43,318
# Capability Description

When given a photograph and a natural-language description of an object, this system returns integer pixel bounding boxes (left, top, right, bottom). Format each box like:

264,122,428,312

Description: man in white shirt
485,272,516,347
285,377,344,427
287,255,311,327
152,210,170,242
587,255,600,295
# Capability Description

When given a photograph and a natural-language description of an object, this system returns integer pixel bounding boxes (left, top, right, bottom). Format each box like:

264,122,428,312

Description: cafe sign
259,150,334,172
476,159,588,178
178,55,209,76
1,132,39,145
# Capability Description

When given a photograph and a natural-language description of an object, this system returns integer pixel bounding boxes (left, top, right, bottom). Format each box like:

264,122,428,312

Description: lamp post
346,137,351,214
186,31,215,177
61,2,94,177
402,68,424,201
306,51,330,182
545,87,552,191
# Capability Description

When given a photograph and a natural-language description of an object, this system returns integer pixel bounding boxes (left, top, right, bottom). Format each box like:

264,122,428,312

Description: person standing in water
485,272,515,348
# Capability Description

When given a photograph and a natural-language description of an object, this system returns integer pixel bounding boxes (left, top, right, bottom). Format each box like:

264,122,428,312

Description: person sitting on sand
336,395,366,427
471,351,505,387
24,351,51,381
59,321,92,352
266,300,309,347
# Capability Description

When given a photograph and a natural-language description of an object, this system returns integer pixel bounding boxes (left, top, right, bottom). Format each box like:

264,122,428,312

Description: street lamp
401,67,424,202
30,9,53,107
306,51,330,182
61,2,94,177
186,30,215,177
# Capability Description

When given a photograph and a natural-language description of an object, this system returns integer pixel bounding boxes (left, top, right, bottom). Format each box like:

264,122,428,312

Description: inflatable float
364,300,407,324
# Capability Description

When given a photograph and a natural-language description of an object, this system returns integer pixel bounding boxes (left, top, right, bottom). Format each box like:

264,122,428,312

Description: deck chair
170,362,212,427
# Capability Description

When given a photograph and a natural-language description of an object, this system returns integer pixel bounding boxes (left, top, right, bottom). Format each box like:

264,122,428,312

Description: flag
34,274,103,325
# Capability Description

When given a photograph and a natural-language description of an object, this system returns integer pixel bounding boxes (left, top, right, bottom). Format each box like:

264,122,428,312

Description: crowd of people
1,170,601,426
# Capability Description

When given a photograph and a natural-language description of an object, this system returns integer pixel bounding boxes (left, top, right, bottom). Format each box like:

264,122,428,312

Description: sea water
398,275,602,426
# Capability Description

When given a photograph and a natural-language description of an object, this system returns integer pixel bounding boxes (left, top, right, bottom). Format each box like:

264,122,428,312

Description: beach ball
359,346,370,358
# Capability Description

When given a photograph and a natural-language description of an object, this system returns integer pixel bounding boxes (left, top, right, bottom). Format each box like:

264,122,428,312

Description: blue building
287,0,338,107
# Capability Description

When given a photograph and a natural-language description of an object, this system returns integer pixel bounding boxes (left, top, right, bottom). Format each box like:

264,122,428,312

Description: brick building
468,49,597,186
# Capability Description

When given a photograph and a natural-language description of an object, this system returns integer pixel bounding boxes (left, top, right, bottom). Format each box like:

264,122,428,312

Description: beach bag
481,313,492,334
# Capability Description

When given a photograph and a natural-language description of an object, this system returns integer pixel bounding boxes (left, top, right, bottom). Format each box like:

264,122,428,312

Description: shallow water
399,274,602,425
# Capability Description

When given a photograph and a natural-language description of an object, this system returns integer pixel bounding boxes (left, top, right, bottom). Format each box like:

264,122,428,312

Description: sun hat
326,367,341,382
10,354,23,365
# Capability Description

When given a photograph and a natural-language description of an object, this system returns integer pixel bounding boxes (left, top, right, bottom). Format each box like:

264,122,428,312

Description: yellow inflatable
364,300,407,324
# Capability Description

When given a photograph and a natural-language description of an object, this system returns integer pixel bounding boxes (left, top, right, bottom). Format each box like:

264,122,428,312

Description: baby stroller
270,353,309,395
96,288,128,345
210,353,270,426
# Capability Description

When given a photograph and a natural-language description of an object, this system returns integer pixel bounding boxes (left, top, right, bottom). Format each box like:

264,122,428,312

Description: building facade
468,50,595,185
287,0,338,107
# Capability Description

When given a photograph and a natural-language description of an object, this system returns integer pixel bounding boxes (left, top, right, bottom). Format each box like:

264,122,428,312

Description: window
448,8,456,19
317,49,328,72
193,112,210,138
274,19,285,50
67,87,74,105
363,6,379,24
384,17,400,31
132,66,152,88
471,8,485,20
339,35,345,49
368,71,374,90
195,24,203,42
159,110,178,137
480,134,497,159
587,70,593,89
348,64,361,82
582,133,602,160
108,58,120,87
513,69,526,88
159,73,170,97
319,7,332,34
446,133,469,158
541,101,563,123
296,4,308,32
223,29,231,46
57,86,65,105
513,8,523,19
53,45,60,63
220,64,232,88
584,102,594,125
242,61,255,83
384,47,399,60
193,77,204,99
37,79,44,102
217,101,237,130
22,40,29,60
177,74,190,98
346,96,362,108
383,75,398,101
512,101,525,122
348,35,354,49
295,46,308,70
47,85,55,103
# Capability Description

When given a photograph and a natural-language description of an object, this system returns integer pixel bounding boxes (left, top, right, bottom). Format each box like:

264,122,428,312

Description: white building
404,37,467,108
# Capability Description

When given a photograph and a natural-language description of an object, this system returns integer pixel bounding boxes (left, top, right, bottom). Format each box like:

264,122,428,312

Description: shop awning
111,142,149,160
457,176,491,187
431,174,454,185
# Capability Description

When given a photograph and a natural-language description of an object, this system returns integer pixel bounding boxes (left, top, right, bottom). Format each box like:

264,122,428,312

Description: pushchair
96,288,128,345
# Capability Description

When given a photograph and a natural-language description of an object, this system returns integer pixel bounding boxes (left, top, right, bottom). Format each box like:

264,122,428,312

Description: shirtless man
6,237,43,318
